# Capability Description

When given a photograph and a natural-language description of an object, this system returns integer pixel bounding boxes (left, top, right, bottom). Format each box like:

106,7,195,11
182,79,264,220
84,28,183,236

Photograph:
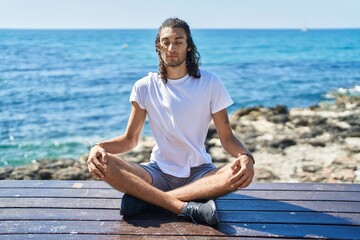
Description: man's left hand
228,154,255,189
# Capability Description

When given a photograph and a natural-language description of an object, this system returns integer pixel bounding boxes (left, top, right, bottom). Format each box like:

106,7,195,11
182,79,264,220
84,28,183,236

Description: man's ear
187,48,191,51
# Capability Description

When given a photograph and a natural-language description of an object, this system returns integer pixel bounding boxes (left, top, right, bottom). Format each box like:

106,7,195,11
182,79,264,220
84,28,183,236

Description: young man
87,18,254,226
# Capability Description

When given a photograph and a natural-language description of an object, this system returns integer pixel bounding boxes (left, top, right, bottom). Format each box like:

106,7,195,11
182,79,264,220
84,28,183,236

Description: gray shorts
140,161,216,191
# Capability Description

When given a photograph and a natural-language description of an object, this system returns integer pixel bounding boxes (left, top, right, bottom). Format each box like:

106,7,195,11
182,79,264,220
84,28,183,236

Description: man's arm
93,101,147,154
212,108,254,189
87,101,146,179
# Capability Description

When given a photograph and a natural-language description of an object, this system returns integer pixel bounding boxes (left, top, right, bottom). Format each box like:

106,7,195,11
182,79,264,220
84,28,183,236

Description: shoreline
1,95,359,183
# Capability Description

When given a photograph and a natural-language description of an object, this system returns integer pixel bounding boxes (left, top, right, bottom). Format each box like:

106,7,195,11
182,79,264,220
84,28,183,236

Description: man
87,17,254,226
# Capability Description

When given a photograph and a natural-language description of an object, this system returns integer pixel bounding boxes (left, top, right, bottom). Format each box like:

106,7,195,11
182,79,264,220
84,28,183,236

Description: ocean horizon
1,29,360,166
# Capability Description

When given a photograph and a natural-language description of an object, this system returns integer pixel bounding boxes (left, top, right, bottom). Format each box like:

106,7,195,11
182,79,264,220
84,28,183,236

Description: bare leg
103,154,184,214
167,163,236,202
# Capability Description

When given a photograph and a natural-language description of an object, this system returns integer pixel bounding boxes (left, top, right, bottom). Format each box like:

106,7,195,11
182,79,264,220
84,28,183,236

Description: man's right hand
87,145,108,179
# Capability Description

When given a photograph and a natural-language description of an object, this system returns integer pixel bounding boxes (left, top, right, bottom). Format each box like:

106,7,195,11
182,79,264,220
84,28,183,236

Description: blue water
1,29,360,166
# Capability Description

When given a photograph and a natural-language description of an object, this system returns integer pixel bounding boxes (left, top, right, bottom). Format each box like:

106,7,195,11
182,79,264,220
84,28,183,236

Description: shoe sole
208,200,220,225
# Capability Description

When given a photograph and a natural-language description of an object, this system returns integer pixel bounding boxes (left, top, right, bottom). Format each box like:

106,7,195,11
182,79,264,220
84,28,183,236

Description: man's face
159,27,190,68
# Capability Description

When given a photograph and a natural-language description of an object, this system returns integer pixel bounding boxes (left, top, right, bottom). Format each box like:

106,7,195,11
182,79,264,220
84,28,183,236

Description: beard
163,54,187,68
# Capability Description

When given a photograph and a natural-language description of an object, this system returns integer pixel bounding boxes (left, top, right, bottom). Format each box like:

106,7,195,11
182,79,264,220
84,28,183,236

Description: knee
102,155,127,180
216,165,239,192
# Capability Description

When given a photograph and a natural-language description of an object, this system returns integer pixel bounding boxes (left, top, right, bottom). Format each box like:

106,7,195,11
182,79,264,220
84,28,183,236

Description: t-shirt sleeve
210,74,234,114
129,78,147,110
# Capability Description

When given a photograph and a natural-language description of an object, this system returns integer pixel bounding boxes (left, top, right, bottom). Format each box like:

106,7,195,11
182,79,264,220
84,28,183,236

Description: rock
209,147,231,165
233,106,262,118
0,167,13,180
38,169,53,180
268,114,289,124
1,94,359,183
302,164,322,173
0,158,94,180
52,167,84,180
331,169,356,182
255,168,280,182
207,138,222,147
332,156,357,170
344,138,360,152
270,139,297,149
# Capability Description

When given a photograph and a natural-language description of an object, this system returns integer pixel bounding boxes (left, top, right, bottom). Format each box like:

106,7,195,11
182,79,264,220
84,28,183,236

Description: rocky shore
1,95,359,183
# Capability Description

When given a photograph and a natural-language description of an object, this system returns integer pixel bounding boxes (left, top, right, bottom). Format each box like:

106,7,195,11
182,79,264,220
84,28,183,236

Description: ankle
180,202,189,214
173,201,187,215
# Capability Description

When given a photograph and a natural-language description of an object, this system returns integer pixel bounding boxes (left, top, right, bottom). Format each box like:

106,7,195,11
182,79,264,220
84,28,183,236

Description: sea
1,29,360,167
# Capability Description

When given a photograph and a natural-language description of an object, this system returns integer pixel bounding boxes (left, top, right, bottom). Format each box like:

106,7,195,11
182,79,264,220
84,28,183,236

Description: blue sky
0,0,359,29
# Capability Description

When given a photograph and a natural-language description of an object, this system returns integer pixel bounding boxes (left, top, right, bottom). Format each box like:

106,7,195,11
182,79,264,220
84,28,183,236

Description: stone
52,167,84,180
1,93,359,183
332,156,357,170
255,168,280,182
302,164,322,173
344,138,360,152
270,139,297,149
0,167,13,180
332,169,356,182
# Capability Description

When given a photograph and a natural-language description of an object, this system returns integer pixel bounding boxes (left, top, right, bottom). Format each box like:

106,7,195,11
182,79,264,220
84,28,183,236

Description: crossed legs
101,154,236,215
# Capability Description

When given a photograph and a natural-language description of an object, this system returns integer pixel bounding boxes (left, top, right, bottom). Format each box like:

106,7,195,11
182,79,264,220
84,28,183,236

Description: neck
166,64,188,80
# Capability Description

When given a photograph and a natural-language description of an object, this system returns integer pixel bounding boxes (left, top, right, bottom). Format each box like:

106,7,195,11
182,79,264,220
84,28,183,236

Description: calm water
1,29,360,166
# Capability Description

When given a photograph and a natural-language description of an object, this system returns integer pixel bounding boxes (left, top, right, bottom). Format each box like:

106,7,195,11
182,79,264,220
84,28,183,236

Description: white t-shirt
129,69,233,177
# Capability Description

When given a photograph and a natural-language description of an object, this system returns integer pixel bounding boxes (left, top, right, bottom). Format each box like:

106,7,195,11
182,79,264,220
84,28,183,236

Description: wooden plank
0,234,242,240
222,191,360,201
1,180,360,240
216,199,360,213
219,211,360,225
127,211,360,226
0,221,360,239
249,182,360,192
1,180,359,192
0,235,290,240
0,208,122,221
0,180,111,189
0,198,120,209
1,198,359,213
217,223,360,239
0,188,123,199
1,188,359,201
1,208,360,225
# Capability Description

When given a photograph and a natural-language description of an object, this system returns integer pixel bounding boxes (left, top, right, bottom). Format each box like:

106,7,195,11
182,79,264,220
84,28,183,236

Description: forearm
221,135,254,162
93,134,138,154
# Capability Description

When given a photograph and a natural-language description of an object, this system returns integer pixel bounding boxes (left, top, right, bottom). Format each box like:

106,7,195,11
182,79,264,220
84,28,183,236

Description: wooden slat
0,188,123,198
0,180,111,189
0,235,295,240
0,221,360,239
126,211,360,226
219,211,360,225
0,208,121,221
1,188,359,201
1,208,359,226
0,234,240,240
223,191,360,201
1,181,359,239
1,180,359,192
216,199,360,213
249,182,360,192
0,198,120,209
1,198,359,213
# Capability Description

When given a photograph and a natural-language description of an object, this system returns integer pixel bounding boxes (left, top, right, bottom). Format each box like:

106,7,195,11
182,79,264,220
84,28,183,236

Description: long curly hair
155,18,201,83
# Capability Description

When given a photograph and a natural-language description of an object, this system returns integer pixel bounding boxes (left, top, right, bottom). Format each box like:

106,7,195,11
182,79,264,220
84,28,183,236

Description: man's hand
87,145,108,179
228,154,254,189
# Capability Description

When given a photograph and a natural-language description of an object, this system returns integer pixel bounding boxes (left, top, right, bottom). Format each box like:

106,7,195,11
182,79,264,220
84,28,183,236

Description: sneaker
120,194,160,216
179,200,220,226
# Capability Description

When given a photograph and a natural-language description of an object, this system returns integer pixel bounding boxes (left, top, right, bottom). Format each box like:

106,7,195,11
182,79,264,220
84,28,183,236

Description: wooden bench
0,180,359,239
